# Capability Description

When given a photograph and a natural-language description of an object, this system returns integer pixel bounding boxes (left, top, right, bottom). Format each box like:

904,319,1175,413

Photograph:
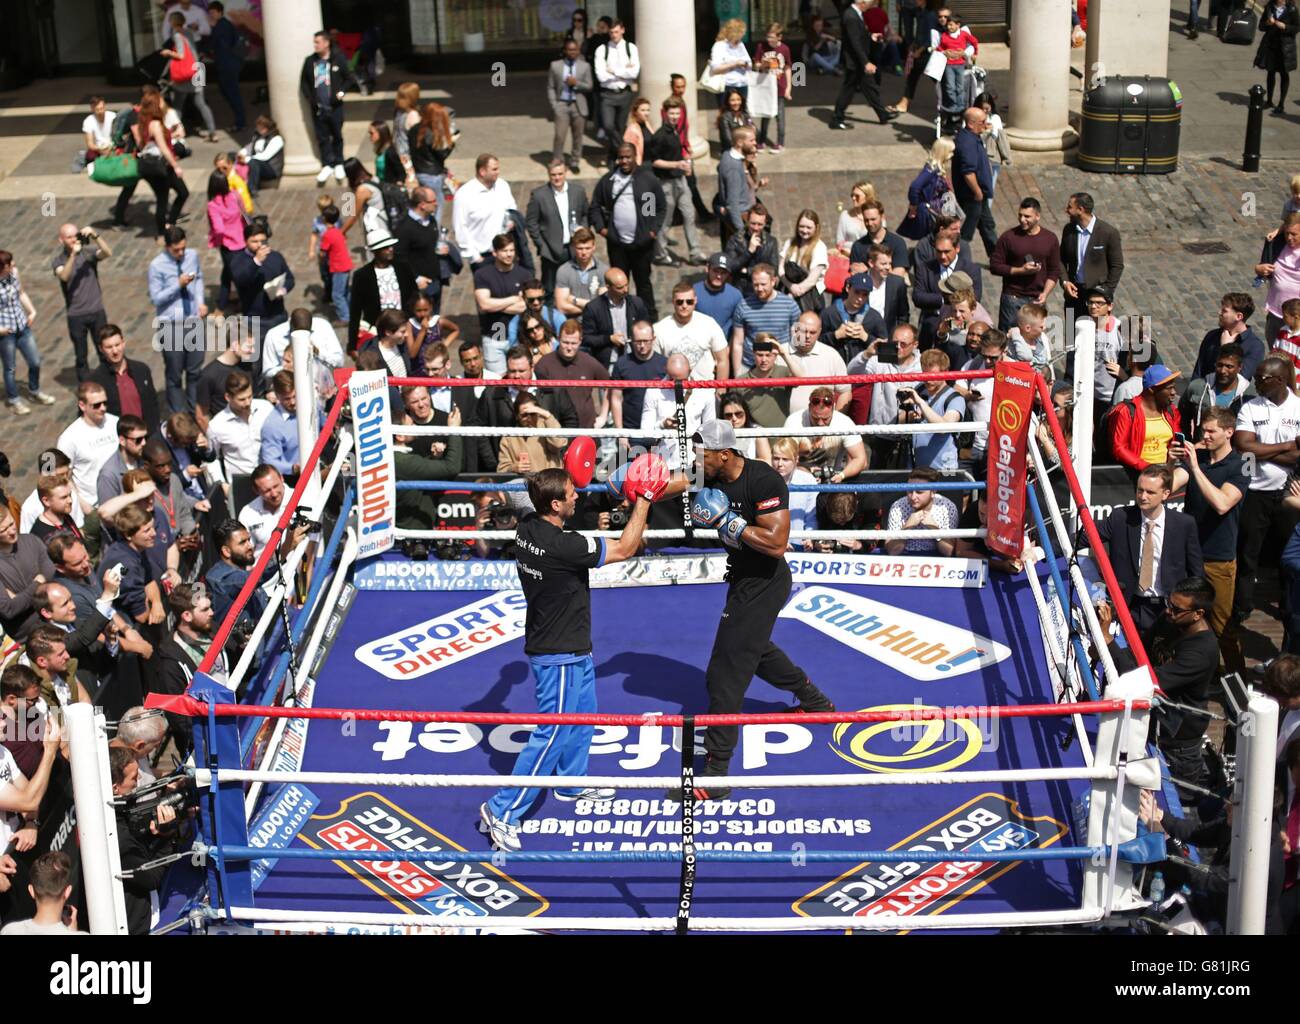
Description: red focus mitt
563,436,597,488
623,453,671,503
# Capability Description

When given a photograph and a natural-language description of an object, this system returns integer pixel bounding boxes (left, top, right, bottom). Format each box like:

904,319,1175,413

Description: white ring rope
399,422,987,438
224,905,1104,932
394,528,990,541
199,766,1115,789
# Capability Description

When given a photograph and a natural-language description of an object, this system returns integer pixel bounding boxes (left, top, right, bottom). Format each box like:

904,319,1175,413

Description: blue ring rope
214,841,1150,865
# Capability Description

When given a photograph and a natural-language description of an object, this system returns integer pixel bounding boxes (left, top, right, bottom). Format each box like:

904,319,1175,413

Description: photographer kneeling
110,745,192,935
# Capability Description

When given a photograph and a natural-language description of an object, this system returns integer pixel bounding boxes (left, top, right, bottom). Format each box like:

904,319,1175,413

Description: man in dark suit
580,268,649,371
203,2,246,132
912,234,983,344
849,244,909,334
525,161,590,300
1059,191,1124,325
229,225,295,341
547,39,592,174
1096,464,1205,636
589,143,665,319
819,272,888,363
90,325,161,437
474,344,580,467
830,0,899,130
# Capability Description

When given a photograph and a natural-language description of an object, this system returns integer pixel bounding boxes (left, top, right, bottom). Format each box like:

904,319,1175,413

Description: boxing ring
61,358,1283,935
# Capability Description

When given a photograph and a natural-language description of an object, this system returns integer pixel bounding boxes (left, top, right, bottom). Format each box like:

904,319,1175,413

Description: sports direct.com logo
355,592,527,680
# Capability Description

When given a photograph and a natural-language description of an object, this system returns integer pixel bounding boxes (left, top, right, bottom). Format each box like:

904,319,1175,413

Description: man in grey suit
548,39,592,174
526,161,590,300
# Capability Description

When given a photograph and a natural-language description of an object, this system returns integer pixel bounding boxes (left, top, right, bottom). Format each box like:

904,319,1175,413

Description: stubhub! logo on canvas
355,592,527,680
779,586,1010,680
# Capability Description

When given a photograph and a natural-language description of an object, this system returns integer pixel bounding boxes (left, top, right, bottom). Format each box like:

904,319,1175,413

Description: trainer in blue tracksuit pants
486,653,598,824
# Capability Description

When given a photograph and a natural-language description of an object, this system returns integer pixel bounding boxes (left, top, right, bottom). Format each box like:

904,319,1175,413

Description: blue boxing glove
606,462,630,501
716,511,748,549
690,488,730,528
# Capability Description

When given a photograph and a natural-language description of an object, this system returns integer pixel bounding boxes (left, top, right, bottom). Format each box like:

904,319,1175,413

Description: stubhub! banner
779,586,1010,680
355,592,528,680
350,369,397,560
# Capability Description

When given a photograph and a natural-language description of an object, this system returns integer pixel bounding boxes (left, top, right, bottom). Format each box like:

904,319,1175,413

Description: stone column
1086,0,1172,82
634,0,707,158
262,0,326,176
1005,0,1077,152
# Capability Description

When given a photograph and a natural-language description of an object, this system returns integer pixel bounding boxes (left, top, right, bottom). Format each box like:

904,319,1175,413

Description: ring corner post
190,672,254,912
1226,694,1279,935
66,702,130,934
1082,667,1155,917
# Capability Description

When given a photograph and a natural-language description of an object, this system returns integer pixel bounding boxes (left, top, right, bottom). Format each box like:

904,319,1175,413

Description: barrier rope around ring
377,370,995,391
394,481,987,494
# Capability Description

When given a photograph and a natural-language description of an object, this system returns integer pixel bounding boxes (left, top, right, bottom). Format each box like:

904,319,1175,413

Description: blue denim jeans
0,326,41,401
330,271,351,323
415,172,446,227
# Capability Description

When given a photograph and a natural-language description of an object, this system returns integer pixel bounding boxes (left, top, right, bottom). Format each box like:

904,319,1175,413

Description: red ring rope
145,694,1149,725
337,370,994,390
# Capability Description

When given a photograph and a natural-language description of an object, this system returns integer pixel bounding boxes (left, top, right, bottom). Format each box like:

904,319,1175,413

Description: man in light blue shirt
259,371,302,477
147,226,206,416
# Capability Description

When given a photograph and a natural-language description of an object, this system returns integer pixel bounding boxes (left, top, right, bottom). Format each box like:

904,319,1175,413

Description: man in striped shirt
730,264,800,374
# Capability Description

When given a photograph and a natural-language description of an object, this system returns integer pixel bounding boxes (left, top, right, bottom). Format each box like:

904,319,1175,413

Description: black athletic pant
606,237,657,321
703,561,808,765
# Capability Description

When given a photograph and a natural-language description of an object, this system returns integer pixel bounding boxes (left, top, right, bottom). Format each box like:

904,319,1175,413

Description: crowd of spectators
1,0,1297,936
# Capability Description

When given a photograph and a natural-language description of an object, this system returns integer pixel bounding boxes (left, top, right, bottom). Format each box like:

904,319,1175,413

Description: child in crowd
316,204,353,325
308,194,334,294
975,91,1011,193
1007,302,1054,380
409,294,461,369
1273,297,1300,377
213,152,253,216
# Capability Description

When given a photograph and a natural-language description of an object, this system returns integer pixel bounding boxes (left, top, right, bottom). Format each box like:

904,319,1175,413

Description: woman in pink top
1257,211,1300,343
206,170,246,312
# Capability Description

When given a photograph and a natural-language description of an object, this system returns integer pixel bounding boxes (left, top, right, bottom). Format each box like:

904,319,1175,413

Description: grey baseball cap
693,419,740,452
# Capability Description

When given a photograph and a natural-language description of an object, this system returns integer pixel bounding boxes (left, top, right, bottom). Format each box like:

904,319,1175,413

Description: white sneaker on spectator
333,165,346,181
479,803,521,851
7,398,31,416
28,390,56,405
315,166,331,185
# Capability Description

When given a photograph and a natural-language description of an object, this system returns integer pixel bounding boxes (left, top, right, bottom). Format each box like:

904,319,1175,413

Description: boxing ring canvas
206,555,1100,932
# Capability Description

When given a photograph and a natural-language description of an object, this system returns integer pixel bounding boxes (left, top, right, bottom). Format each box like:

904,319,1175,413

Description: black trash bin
1078,75,1182,174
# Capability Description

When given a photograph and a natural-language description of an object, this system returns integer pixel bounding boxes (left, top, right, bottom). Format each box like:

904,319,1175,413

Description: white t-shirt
785,342,849,414
56,414,120,509
783,408,864,474
641,388,717,469
162,2,209,40
238,486,292,559
21,487,87,533
787,468,819,534
82,111,115,148
780,239,829,296
710,40,752,87
207,400,275,478
653,312,728,381
0,745,26,851
1236,392,1300,491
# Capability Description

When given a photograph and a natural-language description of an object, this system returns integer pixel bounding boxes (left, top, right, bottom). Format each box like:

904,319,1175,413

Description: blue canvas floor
244,569,1092,930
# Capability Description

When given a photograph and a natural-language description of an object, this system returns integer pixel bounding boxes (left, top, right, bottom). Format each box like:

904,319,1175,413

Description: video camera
484,500,517,528
121,774,199,837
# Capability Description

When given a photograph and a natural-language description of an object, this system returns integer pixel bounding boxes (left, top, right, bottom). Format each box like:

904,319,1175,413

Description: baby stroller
936,60,986,138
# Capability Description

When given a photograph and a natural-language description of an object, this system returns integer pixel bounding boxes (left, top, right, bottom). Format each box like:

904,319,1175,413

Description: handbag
89,152,139,186
783,259,824,313
168,36,198,83
698,63,726,94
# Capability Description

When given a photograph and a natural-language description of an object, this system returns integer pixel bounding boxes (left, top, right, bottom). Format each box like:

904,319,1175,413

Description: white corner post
66,703,130,934
1005,0,1078,152
1069,315,1095,530
635,0,707,159
263,0,327,176
1082,666,1158,916
291,327,323,514
1227,694,1280,934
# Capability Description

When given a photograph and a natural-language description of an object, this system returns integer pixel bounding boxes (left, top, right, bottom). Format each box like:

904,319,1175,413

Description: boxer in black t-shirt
685,420,835,800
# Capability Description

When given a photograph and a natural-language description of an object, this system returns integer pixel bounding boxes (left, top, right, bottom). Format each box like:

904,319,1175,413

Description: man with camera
846,323,922,468
898,349,966,471
782,386,867,484
110,744,190,934
52,223,113,383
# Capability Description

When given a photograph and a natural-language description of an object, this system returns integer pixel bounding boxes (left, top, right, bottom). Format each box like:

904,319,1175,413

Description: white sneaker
553,787,616,802
479,803,521,852
28,390,56,406
315,166,331,185
7,398,31,416
333,164,346,181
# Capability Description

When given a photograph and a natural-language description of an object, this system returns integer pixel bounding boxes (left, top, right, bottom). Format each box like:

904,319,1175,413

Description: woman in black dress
1255,0,1300,114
